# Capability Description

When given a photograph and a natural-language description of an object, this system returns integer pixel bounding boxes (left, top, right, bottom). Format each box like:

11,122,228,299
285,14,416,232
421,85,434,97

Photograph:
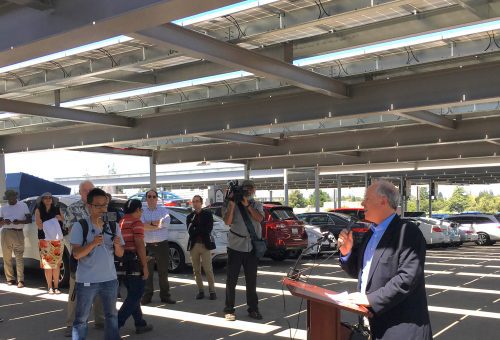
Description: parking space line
426,284,500,295
456,272,500,278
168,277,292,296
284,310,307,319
428,306,500,319
257,270,358,283
0,302,24,308
427,255,500,261
274,328,307,339
9,309,64,321
426,262,482,267
433,320,460,338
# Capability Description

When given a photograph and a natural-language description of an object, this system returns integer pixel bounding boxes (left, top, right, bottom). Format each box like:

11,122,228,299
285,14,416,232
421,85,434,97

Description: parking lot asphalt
1,243,500,340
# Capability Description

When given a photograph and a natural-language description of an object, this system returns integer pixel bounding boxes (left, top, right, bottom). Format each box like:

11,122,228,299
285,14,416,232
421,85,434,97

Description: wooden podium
283,277,371,340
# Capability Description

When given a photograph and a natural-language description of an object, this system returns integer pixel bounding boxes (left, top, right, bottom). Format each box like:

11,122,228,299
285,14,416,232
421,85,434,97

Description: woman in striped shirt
117,199,153,334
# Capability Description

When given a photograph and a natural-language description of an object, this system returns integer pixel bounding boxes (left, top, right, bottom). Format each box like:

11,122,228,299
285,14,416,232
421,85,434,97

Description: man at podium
338,180,432,340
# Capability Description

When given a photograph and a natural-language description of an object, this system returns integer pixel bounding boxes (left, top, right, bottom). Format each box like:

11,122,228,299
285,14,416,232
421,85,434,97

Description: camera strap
237,202,259,241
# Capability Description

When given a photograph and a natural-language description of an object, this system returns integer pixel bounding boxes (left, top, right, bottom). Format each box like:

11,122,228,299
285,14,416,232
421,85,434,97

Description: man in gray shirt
222,180,264,322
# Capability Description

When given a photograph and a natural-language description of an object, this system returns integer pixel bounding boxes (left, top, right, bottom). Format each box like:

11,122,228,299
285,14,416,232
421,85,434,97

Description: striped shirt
141,205,170,243
120,214,145,252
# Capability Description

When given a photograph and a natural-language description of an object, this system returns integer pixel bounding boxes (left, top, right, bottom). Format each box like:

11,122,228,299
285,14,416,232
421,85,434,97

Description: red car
261,204,308,261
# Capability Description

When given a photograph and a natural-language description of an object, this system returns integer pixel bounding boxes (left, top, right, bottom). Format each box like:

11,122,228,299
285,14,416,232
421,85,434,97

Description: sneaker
225,313,236,321
48,288,54,294
54,288,61,295
248,311,263,320
196,291,205,300
17,281,24,288
209,292,217,300
135,324,153,334
7,280,15,286
160,297,176,304
64,326,72,337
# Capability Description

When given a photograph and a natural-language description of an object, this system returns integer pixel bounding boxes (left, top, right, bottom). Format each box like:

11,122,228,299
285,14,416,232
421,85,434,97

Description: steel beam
246,142,500,170
0,0,240,67
152,115,500,163
0,98,135,128
203,132,280,146
133,24,347,98
76,146,152,157
1,62,499,153
395,111,457,130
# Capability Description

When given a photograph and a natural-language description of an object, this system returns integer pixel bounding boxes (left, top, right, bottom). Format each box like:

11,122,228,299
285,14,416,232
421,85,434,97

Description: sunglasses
147,195,157,199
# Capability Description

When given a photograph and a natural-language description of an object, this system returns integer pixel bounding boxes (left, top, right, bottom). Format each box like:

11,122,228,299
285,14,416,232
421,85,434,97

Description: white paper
326,291,349,303
42,217,63,240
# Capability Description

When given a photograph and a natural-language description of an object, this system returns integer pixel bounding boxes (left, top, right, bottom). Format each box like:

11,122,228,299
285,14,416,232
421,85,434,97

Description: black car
296,212,369,245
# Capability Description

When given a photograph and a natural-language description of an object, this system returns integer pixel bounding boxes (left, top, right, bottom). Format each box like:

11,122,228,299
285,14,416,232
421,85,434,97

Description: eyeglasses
147,195,157,199
90,204,108,208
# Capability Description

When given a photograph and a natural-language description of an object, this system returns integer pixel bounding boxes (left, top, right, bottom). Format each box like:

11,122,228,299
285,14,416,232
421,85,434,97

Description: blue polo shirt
70,218,124,283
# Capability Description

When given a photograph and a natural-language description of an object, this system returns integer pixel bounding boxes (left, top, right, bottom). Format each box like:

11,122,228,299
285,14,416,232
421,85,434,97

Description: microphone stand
288,217,357,281
287,232,332,281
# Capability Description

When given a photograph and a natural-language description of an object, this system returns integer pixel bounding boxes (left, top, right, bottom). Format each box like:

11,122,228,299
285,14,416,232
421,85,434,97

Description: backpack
69,219,117,275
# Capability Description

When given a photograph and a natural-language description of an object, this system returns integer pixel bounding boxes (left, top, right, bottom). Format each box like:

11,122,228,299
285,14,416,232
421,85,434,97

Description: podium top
283,277,371,317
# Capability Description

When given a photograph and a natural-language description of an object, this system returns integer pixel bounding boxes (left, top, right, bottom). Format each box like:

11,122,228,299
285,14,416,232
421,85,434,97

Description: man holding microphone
338,180,432,340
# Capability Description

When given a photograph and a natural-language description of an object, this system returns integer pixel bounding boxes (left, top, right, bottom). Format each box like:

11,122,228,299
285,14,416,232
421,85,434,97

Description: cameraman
222,180,264,322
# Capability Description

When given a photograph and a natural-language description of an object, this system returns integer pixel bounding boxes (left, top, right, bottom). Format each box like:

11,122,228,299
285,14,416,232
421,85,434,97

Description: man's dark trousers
224,248,258,313
144,240,171,301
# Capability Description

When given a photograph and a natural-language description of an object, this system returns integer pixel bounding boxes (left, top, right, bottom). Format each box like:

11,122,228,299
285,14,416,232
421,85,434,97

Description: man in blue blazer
338,180,432,340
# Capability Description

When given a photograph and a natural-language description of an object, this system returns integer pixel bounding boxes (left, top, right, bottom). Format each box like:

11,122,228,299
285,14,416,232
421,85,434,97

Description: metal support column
244,162,250,180
416,186,420,212
315,167,320,212
283,169,289,206
364,174,368,189
149,151,157,190
400,177,405,217
337,175,342,209
428,180,433,218
0,153,6,202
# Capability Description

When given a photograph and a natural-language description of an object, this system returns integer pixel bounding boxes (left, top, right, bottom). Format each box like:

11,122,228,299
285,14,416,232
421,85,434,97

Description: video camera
225,180,249,202
101,212,117,223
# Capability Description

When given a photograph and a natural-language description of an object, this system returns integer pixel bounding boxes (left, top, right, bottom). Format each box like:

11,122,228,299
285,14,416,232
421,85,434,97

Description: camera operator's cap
4,189,18,198
241,179,256,188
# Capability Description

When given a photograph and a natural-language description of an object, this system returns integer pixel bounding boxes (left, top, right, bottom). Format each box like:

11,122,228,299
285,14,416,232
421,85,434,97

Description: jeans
224,248,259,314
72,280,119,340
118,276,147,328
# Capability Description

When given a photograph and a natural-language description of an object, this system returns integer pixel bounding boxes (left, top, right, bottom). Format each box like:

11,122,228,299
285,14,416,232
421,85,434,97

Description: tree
288,190,307,208
447,187,471,213
308,190,331,207
475,191,498,214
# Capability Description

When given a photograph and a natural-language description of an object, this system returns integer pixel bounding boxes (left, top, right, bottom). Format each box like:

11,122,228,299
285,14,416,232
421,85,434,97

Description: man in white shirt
140,189,176,305
0,190,31,288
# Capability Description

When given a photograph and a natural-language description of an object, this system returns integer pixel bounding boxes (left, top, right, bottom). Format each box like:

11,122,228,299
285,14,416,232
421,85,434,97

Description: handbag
237,202,267,259
341,316,372,340
37,229,46,240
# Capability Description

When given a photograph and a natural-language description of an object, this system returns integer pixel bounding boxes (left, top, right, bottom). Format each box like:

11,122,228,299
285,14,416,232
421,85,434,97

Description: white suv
446,214,500,246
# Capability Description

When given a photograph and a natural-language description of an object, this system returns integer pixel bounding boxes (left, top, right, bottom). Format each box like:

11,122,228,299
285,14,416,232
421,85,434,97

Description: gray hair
373,179,400,210
79,180,94,191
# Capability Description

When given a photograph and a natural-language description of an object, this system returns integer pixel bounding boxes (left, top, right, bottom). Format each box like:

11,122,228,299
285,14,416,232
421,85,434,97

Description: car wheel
476,232,491,246
168,243,186,273
59,247,70,288
270,251,286,261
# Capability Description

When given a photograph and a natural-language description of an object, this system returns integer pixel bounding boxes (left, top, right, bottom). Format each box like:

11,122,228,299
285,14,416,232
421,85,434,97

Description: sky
4,150,500,199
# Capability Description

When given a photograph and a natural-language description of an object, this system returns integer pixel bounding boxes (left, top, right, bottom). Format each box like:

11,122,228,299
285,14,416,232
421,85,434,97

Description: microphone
337,217,357,248
287,231,334,281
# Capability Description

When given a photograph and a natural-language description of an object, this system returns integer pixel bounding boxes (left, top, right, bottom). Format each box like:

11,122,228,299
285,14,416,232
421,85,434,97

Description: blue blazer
341,215,433,340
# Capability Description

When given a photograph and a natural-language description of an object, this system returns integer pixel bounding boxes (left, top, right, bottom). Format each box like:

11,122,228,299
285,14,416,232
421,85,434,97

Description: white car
163,207,228,273
445,214,500,246
302,225,337,257
403,218,445,247
417,217,457,247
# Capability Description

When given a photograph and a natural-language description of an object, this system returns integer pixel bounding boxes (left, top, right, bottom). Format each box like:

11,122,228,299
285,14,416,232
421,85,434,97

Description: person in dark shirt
186,195,216,300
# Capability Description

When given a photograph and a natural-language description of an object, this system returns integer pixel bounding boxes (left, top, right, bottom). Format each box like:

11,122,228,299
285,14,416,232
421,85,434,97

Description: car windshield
271,207,297,220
